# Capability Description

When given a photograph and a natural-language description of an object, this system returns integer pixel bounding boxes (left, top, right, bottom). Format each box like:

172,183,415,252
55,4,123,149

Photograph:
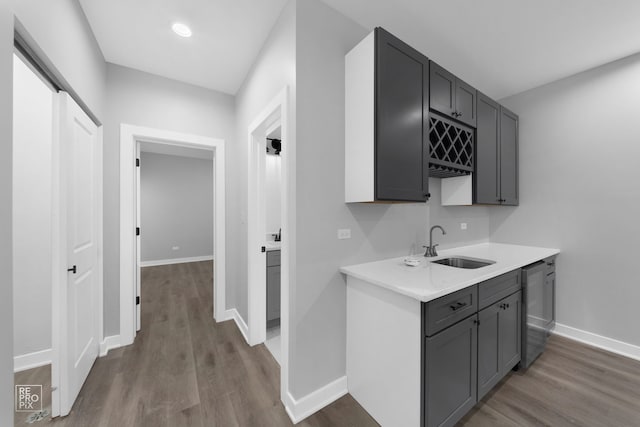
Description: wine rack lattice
428,114,474,178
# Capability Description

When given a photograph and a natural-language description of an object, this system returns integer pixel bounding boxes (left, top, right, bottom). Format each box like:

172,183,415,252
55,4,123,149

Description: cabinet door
499,291,521,373
376,28,429,201
425,315,477,427
266,265,281,322
455,79,477,127
499,106,519,205
474,93,500,205
477,304,501,400
429,61,456,118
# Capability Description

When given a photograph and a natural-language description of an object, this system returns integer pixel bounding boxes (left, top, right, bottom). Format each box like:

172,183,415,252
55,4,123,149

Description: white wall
234,0,296,322
140,152,213,263
492,52,640,347
265,153,282,235
103,63,235,336
12,54,53,359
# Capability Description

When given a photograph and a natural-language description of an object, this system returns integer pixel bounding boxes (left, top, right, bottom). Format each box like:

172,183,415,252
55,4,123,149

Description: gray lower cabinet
477,291,521,400
423,271,523,426
266,250,281,327
424,315,478,427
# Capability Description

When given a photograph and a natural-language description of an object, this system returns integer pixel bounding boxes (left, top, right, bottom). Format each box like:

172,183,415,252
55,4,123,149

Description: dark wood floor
14,261,376,426
14,261,640,426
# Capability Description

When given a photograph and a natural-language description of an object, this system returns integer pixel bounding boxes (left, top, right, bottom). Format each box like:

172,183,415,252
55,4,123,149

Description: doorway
119,125,226,347
264,125,283,364
137,143,215,331
246,87,291,404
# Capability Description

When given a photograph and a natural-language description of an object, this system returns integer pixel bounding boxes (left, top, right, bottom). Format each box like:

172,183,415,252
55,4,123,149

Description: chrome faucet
424,225,446,257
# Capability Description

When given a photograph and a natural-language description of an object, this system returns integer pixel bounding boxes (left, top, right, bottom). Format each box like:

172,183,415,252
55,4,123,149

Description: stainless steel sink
431,256,496,269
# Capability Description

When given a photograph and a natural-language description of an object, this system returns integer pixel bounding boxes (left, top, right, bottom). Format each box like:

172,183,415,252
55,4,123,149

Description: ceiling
320,0,640,99
79,0,289,95
80,0,640,99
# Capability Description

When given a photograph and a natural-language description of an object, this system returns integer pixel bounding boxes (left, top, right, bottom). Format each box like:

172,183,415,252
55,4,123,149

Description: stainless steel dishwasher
521,257,556,369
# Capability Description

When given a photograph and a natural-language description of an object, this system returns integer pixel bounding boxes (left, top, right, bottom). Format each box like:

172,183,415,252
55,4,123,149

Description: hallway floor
14,261,376,426
13,261,640,426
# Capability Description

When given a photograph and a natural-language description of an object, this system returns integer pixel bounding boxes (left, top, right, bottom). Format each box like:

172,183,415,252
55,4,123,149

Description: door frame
51,92,104,417
119,125,226,346
246,87,291,404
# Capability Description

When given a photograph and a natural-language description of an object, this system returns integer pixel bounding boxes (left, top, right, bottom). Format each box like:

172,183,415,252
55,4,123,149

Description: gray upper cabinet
429,62,456,117
345,28,429,203
455,80,477,127
376,28,430,201
474,92,519,205
429,61,477,127
424,315,478,427
499,107,519,205
475,94,500,204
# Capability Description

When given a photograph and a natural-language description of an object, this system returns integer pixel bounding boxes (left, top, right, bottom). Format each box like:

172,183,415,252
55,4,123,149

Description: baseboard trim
553,323,640,362
140,255,214,267
99,335,122,357
222,309,249,344
283,376,348,424
14,349,52,372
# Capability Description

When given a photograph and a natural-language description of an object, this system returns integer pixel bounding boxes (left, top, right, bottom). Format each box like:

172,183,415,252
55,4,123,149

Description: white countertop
340,243,559,302
265,241,281,251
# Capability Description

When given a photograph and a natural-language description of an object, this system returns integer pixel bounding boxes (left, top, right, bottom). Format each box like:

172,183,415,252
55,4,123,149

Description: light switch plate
338,229,351,240
460,223,467,230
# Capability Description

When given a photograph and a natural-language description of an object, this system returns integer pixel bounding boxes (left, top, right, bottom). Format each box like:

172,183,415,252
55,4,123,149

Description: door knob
67,265,77,274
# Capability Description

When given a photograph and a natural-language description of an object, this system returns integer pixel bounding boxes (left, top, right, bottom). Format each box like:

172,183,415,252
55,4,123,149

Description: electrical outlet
337,229,351,240
172,246,180,251
460,223,467,230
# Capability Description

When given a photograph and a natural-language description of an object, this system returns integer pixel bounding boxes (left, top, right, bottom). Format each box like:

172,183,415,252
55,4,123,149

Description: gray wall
492,52,640,347
0,5,15,425
103,64,235,336
292,0,426,398
233,0,296,322
140,152,213,262
11,0,106,119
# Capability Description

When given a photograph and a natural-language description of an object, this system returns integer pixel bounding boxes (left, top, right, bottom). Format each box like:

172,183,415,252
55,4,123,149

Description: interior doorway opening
246,87,291,405
264,125,283,364
119,125,226,347
136,142,215,331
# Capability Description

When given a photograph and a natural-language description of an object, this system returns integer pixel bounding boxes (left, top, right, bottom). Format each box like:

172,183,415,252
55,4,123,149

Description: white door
58,92,101,416
136,143,141,331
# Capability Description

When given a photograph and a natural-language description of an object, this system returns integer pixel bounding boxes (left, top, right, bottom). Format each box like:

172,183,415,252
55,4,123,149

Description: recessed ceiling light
172,22,192,38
